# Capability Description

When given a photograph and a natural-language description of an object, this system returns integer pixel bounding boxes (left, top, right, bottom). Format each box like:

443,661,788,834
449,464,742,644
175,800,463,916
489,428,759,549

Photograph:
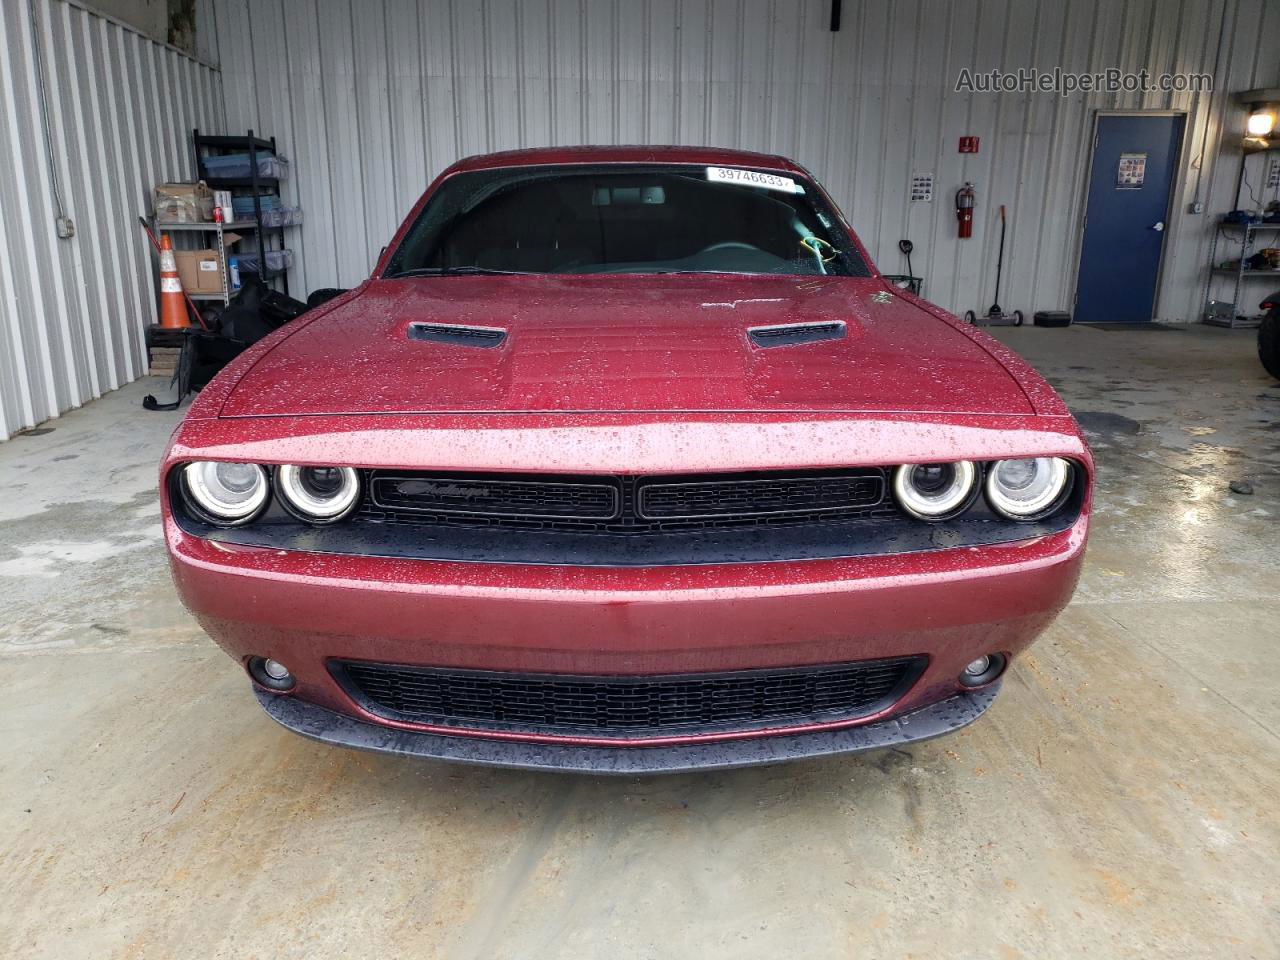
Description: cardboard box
172,232,241,294
174,249,223,293
154,181,214,223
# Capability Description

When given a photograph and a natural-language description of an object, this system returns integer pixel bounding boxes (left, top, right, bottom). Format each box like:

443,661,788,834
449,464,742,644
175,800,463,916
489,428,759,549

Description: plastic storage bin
236,249,293,275
258,206,303,228
203,153,290,180
231,196,280,221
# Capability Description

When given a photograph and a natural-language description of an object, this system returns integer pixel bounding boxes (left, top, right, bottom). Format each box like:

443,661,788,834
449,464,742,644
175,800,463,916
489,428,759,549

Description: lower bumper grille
334,656,925,739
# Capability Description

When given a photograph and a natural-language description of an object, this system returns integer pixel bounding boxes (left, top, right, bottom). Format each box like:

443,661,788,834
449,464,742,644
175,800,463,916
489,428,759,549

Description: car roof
446,145,805,176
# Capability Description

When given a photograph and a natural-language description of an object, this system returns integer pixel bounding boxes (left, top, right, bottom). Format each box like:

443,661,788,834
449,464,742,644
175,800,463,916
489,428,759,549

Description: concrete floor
2,323,1278,959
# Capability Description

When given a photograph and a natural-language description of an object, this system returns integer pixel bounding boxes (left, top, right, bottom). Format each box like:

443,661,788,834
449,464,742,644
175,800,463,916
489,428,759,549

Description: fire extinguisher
956,182,975,239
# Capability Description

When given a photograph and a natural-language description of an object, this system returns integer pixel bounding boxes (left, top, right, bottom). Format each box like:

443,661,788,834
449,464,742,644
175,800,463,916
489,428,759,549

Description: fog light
958,652,1005,688
248,656,295,691
263,659,291,680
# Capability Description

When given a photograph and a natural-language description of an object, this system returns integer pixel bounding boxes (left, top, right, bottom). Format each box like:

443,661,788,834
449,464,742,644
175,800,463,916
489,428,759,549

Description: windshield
383,164,869,278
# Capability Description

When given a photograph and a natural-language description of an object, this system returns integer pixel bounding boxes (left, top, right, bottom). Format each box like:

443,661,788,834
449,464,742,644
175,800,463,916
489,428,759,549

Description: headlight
182,461,269,524
275,465,361,523
986,457,1071,519
892,461,977,520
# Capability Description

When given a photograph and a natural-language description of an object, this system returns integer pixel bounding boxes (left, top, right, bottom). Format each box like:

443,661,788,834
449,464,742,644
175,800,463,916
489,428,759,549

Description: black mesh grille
372,474,618,520
639,473,881,519
335,657,924,738
359,468,889,533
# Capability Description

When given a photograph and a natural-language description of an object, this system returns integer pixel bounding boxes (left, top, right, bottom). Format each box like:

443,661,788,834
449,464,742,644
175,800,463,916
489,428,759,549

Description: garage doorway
1074,113,1185,324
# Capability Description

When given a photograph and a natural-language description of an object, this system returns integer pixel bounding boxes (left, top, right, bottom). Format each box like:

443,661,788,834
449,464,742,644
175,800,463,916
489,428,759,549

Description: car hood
220,275,1034,417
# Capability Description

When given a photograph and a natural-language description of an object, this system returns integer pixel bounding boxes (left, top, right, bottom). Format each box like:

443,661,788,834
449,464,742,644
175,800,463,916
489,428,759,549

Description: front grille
638,473,881,519
359,468,890,534
372,474,619,520
334,656,924,738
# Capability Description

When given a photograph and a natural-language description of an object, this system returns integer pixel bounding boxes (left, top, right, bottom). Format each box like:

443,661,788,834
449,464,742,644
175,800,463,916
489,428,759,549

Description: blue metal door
1074,115,1184,324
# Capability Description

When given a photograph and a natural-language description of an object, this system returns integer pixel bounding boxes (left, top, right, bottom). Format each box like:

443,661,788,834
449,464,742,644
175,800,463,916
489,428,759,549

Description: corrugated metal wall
0,0,223,440
5,0,1279,440
209,0,1280,322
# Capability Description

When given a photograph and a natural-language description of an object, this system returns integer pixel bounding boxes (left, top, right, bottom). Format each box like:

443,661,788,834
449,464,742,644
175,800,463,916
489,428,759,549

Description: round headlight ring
275,465,361,523
986,457,1072,520
181,461,269,525
892,460,978,520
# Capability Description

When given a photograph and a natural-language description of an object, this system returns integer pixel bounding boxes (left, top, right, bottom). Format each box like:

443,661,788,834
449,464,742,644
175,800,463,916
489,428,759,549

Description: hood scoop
408,322,507,348
749,320,846,348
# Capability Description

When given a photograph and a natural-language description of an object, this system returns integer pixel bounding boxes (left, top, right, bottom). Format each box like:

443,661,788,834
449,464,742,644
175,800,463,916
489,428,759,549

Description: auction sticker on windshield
706,166,800,193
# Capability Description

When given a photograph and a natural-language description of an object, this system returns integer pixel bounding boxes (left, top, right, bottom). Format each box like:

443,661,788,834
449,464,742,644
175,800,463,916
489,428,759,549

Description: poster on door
1116,152,1147,189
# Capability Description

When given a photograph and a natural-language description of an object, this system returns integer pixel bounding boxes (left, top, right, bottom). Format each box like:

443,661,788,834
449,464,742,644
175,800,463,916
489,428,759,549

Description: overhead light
1236,89,1280,139
1247,110,1276,136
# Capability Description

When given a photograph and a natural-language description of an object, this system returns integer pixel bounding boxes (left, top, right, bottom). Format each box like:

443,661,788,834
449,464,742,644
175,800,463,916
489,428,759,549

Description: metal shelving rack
191,129,295,295
1203,218,1280,328
150,217,255,305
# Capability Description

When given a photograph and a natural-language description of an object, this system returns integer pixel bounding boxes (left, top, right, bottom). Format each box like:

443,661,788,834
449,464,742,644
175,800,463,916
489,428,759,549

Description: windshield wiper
388,265,536,277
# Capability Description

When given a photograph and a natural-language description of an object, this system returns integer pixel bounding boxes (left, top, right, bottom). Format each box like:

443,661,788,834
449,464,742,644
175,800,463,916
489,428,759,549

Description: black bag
216,275,307,343
307,287,348,309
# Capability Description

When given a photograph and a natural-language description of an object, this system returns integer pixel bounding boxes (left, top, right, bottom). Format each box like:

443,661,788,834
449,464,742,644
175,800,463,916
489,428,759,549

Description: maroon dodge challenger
162,146,1091,773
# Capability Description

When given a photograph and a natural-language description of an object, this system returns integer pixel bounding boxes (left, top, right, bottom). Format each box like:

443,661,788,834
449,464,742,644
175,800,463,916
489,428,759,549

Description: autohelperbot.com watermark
955,67,1212,96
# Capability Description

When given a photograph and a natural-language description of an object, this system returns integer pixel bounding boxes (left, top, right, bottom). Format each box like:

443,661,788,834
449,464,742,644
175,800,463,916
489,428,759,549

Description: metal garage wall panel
0,0,72,429
0,0,224,441
208,0,1280,318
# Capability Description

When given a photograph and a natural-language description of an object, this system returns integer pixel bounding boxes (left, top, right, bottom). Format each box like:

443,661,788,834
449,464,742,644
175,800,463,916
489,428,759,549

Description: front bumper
255,681,1001,774
169,510,1084,764
164,407,1090,770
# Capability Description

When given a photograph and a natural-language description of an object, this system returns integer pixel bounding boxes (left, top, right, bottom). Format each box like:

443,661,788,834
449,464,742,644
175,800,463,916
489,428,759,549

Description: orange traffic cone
158,234,192,329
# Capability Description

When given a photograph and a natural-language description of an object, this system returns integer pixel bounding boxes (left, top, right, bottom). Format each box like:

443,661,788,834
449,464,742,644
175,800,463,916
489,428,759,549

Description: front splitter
254,682,1001,774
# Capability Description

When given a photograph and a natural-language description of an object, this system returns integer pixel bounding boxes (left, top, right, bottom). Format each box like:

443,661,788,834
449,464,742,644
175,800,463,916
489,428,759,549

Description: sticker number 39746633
705,166,799,194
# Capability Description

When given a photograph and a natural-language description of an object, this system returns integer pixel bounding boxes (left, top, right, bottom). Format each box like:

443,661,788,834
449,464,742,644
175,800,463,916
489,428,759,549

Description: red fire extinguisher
956,182,975,239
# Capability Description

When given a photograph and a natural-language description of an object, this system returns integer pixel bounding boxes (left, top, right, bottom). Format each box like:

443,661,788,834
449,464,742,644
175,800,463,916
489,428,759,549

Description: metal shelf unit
191,128,296,295
152,217,246,306
1203,219,1280,328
